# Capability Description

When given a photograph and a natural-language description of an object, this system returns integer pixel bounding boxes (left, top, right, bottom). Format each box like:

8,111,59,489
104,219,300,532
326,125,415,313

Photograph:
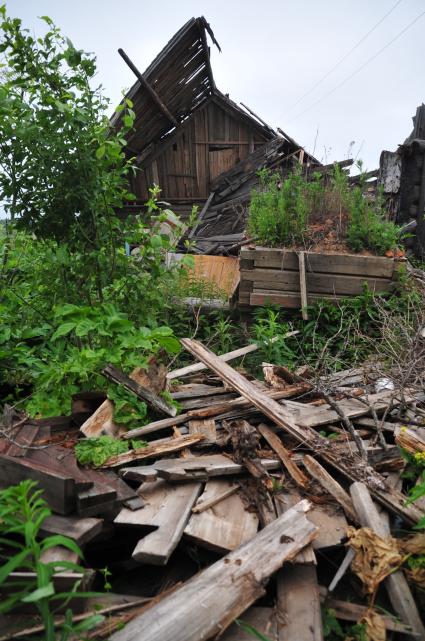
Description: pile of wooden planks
2,337,425,640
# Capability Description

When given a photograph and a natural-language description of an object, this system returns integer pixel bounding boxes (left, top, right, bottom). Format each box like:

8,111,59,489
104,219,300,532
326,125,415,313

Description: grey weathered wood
277,565,323,641
118,48,178,127
110,500,318,641
184,480,258,552
220,607,277,641
102,434,204,467
115,479,202,565
240,247,395,277
303,455,357,522
298,250,309,320
166,333,298,381
180,339,423,524
276,490,347,553
102,364,176,417
258,422,309,488
188,418,217,444
243,269,393,295
39,515,103,546
350,482,425,639
188,191,215,238
119,454,280,482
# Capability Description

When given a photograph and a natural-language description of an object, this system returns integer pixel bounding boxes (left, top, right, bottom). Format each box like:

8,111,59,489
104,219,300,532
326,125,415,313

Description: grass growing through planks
0,480,104,640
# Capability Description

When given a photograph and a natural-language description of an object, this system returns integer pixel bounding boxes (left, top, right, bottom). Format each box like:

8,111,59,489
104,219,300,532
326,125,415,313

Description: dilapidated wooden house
115,17,319,231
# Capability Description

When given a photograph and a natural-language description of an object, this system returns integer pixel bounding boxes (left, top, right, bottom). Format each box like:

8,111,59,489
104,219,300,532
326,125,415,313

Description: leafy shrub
248,168,311,246
346,184,400,254
0,480,103,640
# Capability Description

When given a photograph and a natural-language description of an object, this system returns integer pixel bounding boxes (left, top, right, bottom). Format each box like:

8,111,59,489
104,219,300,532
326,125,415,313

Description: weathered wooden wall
239,247,397,308
129,98,269,207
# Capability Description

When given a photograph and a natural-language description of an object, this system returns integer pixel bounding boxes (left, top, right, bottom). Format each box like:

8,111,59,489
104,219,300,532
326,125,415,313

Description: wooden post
298,251,309,320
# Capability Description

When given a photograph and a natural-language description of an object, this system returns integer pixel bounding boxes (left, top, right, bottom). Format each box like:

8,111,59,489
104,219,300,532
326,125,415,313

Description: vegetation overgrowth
0,479,104,639
248,164,401,254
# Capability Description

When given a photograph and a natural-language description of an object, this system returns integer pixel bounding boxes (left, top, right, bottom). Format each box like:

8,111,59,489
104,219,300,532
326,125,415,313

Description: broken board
184,479,258,552
114,479,202,565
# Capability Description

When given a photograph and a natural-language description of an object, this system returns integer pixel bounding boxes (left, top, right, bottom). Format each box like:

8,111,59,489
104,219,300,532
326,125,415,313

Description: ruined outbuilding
115,17,320,246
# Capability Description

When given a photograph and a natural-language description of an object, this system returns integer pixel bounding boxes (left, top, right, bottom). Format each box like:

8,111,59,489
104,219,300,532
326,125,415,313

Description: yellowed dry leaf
397,533,425,556
405,566,425,589
347,527,402,594
361,608,386,641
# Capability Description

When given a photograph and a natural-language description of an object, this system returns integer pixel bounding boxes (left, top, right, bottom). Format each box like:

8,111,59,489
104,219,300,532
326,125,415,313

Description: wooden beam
166,332,298,380
102,364,176,417
303,455,357,522
258,423,309,488
118,48,178,127
110,500,318,641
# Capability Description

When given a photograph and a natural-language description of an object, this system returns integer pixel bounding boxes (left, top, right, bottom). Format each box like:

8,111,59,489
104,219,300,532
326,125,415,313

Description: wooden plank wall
239,247,397,308
131,100,267,204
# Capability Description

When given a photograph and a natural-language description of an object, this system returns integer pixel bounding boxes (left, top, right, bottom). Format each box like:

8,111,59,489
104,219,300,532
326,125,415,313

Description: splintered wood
110,501,318,641
3,334,425,641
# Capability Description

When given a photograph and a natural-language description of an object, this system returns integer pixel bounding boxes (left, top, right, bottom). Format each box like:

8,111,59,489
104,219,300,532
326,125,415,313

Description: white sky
8,0,425,169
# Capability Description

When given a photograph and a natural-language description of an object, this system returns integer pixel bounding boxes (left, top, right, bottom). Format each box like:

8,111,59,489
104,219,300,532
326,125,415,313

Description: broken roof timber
113,17,220,154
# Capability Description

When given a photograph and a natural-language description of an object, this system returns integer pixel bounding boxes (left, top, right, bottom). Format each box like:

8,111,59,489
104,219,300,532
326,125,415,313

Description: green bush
346,184,400,254
248,168,311,246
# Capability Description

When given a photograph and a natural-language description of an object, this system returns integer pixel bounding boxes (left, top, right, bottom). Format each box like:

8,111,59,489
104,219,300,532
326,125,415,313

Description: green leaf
51,322,76,341
73,614,105,633
156,335,180,354
0,549,29,586
75,319,95,337
96,145,106,159
22,581,55,603
40,535,83,558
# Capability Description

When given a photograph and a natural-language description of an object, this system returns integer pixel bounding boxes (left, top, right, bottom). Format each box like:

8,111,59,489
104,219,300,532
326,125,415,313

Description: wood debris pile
1,338,425,640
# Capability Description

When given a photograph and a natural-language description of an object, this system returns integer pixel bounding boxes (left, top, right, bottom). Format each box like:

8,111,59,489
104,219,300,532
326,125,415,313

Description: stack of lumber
1,337,425,641
239,247,398,307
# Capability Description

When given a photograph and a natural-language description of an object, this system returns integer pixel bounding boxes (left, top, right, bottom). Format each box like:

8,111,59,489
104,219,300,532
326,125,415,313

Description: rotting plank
303,455,357,522
184,479,258,552
188,418,217,443
240,247,395,277
277,565,323,641
39,515,103,546
101,434,205,468
180,339,423,524
115,479,202,565
241,268,393,295
110,500,318,641
298,250,309,320
120,454,280,483
258,423,309,488
102,364,176,417
166,331,298,380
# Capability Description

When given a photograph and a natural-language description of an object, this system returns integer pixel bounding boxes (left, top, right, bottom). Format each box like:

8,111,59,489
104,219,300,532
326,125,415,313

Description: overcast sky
9,0,425,170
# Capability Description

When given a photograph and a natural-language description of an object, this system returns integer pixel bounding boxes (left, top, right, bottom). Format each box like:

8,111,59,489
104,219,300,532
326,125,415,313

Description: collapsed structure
114,17,320,254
